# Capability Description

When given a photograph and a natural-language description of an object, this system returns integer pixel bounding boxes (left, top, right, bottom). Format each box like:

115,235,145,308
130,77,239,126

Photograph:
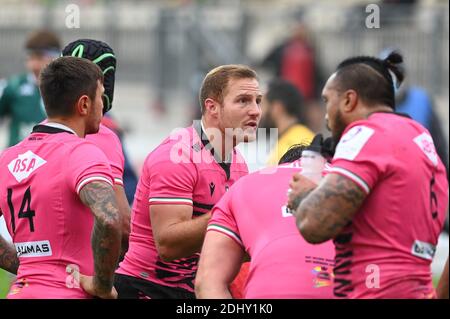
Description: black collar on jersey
193,120,232,180
32,124,75,135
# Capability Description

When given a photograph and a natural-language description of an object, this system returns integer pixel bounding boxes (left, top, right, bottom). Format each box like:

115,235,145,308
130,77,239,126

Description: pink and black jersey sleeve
86,125,125,187
207,189,244,249
66,141,114,195
147,156,197,206
330,123,386,195
102,131,124,187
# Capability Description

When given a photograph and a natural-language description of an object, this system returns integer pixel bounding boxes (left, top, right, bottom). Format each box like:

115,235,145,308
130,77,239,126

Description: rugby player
196,138,335,299
115,65,262,299
288,52,448,298
0,57,122,299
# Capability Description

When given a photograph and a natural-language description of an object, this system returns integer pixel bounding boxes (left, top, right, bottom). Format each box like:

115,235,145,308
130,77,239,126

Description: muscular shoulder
146,126,196,166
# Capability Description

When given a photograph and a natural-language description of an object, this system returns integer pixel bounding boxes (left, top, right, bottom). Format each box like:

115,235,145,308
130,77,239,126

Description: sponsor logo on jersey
8,150,47,183
19,83,35,96
413,132,438,167
411,240,436,261
311,265,334,288
281,205,293,218
15,240,52,257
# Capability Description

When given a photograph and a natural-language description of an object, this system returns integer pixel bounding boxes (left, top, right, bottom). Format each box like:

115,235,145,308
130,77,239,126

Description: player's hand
287,173,317,211
79,274,118,299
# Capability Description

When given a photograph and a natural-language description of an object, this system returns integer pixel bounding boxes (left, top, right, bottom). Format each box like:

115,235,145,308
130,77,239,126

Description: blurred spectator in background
0,29,61,147
260,18,326,134
261,79,314,165
261,19,323,101
101,113,138,205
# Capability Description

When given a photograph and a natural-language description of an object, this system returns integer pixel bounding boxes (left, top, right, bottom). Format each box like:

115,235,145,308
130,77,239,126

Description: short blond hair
199,64,257,113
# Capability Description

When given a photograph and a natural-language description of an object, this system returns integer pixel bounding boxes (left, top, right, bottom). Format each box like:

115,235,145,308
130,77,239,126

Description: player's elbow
97,210,123,237
156,241,179,262
103,217,123,236
297,219,327,244
194,273,206,298
194,272,226,299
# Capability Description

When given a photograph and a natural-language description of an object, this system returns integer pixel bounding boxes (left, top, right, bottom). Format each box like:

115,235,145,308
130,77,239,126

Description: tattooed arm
288,173,367,244
0,235,18,274
79,181,122,299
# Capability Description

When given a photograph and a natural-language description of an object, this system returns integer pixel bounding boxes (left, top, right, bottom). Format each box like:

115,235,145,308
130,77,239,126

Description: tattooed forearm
0,236,18,274
294,173,367,244
290,189,314,211
79,181,122,294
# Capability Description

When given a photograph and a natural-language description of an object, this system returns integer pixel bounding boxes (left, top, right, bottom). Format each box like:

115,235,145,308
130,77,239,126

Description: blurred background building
0,0,448,297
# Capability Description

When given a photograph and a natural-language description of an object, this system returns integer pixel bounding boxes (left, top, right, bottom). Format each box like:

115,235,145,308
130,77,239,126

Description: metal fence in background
0,2,448,100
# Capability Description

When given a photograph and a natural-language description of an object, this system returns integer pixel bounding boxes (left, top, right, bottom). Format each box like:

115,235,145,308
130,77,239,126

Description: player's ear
343,89,358,112
204,98,219,118
76,95,90,116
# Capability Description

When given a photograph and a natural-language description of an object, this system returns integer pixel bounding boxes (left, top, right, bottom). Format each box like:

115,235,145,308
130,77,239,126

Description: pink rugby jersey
116,122,248,292
86,124,125,187
329,112,448,299
208,161,335,299
0,123,114,299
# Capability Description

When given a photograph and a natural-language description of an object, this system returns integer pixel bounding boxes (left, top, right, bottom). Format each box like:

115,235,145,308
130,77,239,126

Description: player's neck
201,117,233,162
46,117,85,138
362,104,394,119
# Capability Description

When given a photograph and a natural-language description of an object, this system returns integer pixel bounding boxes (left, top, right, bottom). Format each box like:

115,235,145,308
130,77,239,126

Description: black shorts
114,273,195,299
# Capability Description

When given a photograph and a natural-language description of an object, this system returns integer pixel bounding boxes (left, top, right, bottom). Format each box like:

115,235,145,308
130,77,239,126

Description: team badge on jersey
8,150,47,183
334,125,374,161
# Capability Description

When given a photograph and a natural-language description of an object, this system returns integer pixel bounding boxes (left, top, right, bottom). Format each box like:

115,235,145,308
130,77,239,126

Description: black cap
62,39,116,114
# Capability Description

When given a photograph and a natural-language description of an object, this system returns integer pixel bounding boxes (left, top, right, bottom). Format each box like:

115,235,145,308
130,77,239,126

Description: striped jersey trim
149,197,193,205
330,167,370,194
207,224,243,247
114,177,124,186
76,176,113,194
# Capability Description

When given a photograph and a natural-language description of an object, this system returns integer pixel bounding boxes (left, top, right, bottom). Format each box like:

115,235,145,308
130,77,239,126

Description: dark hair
39,56,104,117
333,51,404,109
278,144,308,164
25,29,61,52
199,64,258,114
266,79,306,123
